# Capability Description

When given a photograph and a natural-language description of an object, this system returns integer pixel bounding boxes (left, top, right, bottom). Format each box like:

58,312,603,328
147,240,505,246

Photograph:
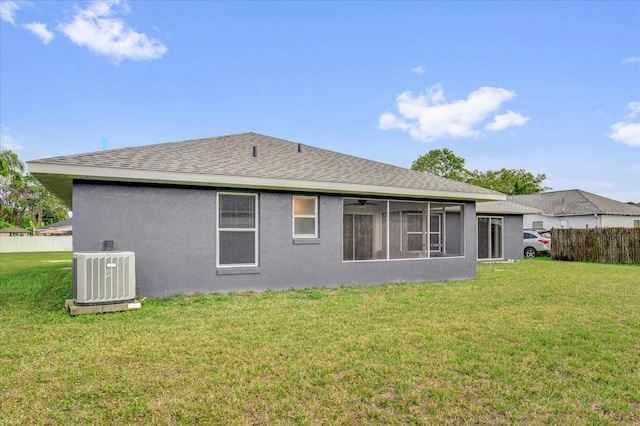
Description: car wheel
524,247,537,258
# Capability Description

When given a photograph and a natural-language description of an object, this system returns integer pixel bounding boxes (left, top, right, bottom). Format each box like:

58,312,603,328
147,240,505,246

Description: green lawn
1,253,639,425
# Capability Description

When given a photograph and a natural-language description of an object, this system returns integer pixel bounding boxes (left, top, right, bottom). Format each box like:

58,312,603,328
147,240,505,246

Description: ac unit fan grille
73,251,136,306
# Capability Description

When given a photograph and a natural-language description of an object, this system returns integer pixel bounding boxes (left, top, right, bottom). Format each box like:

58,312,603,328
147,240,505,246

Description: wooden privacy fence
551,228,640,264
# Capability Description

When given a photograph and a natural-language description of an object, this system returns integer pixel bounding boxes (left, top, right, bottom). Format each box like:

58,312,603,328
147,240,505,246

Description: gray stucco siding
503,214,525,260
73,182,477,298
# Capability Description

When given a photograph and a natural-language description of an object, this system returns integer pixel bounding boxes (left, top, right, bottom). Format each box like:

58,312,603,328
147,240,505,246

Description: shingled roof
476,200,543,215
28,132,504,208
513,189,640,216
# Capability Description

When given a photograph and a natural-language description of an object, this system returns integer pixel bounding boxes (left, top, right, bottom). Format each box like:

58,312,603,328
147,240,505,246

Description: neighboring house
476,200,543,261
0,226,31,237
513,189,640,229
38,218,73,235
27,133,505,298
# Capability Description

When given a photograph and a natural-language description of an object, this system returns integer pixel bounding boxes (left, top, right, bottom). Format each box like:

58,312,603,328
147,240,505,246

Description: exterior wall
503,214,524,260
601,215,640,228
73,182,478,298
524,214,640,229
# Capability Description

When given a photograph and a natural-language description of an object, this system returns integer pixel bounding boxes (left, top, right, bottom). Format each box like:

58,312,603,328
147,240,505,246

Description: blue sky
1,0,639,203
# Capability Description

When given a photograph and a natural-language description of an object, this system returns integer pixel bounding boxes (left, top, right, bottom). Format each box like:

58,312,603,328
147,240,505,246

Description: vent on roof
73,251,136,306
252,146,257,157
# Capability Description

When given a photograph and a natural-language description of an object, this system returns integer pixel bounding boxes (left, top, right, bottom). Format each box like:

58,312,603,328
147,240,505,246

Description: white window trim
216,192,259,268
292,195,318,238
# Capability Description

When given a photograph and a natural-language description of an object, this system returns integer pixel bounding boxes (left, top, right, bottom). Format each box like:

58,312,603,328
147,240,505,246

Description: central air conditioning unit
73,251,136,306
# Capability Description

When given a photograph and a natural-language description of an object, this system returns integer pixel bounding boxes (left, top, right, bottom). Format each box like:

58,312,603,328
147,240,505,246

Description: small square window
293,196,318,238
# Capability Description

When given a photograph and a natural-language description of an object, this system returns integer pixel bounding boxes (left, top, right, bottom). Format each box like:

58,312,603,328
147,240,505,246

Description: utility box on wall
73,251,136,306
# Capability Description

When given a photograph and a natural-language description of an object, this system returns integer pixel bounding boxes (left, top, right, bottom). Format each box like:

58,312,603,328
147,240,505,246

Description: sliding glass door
478,216,503,260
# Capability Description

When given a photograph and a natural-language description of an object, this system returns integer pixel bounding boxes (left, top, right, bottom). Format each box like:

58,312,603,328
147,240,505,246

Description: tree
411,148,467,181
0,150,68,229
412,149,550,195
465,168,550,195
0,149,24,180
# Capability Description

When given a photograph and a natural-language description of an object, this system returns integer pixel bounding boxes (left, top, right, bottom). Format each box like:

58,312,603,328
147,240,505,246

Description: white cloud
0,125,23,151
411,65,425,74
1,2,56,44
58,0,167,63
378,84,528,140
609,101,640,147
23,22,54,44
609,122,640,147
485,110,529,131
622,56,640,64
0,0,19,24
626,101,640,119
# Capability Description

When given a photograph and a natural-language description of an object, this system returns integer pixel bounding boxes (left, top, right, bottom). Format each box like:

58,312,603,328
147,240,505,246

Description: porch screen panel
429,213,442,253
344,199,465,261
343,214,354,261
354,215,374,260
388,201,444,259
406,213,423,252
444,206,464,256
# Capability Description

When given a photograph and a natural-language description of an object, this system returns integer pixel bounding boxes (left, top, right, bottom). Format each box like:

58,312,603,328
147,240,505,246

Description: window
217,193,258,267
634,220,640,228
343,199,465,261
293,196,318,238
532,221,544,229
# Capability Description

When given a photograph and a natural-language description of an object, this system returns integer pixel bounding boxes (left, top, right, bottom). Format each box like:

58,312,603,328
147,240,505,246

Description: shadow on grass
0,265,72,313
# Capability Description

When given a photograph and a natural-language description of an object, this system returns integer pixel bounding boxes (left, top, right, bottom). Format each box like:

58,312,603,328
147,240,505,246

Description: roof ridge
30,132,259,163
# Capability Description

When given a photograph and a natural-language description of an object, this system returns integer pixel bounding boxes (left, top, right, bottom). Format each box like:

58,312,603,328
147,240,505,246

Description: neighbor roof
28,132,505,209
513,189,640,216
476,200,543,215
0,226,31,234
38,218,73,230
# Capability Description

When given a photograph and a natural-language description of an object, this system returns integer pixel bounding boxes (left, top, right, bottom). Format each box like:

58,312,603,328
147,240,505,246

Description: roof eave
478,209,542,215
28,162,506,209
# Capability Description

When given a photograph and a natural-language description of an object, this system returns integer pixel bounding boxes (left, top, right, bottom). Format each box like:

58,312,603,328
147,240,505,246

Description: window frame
216,192,259,268
292,195,318,238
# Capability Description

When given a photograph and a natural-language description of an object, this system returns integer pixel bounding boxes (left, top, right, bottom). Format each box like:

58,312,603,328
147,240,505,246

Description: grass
1,253,639,425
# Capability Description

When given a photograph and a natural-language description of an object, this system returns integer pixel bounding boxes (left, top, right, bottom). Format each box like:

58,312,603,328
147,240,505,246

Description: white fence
0,236,73,253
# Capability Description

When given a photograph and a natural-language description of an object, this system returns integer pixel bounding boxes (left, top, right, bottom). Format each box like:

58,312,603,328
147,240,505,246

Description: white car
523,229,551,258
